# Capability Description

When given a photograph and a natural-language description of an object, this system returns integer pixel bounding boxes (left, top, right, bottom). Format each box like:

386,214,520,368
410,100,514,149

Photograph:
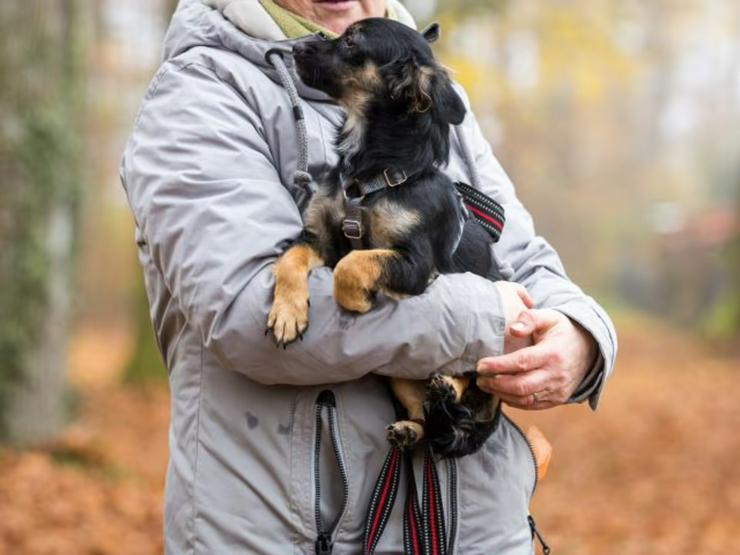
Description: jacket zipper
502,412,538,496
504,413,550,554
446,457,458,554
314,390,350,555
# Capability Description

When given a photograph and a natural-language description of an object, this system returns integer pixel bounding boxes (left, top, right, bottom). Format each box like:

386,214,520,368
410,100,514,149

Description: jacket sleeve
457,104,618,409
121,60,507,386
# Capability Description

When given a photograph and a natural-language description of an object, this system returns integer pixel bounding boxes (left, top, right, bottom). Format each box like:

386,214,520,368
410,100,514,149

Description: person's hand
492,281,535,353
477,308,598,410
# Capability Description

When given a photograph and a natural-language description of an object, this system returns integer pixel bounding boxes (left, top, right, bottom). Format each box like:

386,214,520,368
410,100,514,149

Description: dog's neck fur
337,100,452,183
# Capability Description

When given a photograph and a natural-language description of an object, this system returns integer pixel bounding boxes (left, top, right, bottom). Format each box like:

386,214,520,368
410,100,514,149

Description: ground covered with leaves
1,315,738,554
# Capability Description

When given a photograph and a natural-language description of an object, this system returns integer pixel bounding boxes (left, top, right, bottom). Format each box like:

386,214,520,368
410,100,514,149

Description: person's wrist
459,275,507,362
570,317,599,377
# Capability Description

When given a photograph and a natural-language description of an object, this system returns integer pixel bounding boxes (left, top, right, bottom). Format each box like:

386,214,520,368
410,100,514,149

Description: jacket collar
203,0,416,41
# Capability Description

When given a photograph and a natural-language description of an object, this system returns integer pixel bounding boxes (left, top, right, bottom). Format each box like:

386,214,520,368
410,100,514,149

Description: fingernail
511,322,527,332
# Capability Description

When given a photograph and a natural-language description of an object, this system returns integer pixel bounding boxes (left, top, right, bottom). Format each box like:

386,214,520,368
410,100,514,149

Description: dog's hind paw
427,373,466,403
386,420,424,450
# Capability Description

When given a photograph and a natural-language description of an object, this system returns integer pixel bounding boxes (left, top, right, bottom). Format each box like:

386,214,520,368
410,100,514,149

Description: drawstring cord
266,48,315,211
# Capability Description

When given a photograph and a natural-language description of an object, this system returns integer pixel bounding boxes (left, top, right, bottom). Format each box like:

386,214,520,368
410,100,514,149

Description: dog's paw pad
386,420,424,450
266,298,309,346
427,374,458,403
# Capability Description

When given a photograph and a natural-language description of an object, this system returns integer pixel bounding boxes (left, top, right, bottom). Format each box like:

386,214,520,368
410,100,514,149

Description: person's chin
314,0,362,14
314,0,365,32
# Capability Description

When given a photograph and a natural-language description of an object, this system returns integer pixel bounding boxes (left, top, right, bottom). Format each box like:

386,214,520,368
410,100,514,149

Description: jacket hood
162,0,416,79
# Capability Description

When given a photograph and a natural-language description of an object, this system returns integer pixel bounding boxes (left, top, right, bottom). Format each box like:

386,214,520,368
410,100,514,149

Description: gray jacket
121,1,617,553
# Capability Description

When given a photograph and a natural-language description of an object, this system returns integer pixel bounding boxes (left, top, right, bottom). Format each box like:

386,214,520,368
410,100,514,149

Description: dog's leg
333,248,399,313
387,377,427,450
334,244,435,313
267,242,324,346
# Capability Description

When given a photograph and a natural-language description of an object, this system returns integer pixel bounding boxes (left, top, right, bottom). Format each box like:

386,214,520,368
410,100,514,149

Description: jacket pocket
313,390,350,555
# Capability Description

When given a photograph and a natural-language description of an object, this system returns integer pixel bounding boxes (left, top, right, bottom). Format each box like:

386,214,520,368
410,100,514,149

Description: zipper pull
317,389,336,407
528,515,551,555
315,532,333,555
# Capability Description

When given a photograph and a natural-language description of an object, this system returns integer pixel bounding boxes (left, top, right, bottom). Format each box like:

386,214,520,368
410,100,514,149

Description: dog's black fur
268,19,501,457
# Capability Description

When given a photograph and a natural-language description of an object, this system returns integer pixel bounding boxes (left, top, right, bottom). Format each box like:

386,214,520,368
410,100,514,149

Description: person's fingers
489,390,558,411
478,368,550,398
516,287,535,309
524,308,563,332
509,309,536,337
477,343,551,374
476,386,562,410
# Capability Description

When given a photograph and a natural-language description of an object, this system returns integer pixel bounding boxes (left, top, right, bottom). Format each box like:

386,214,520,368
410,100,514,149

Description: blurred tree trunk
0,0,88,444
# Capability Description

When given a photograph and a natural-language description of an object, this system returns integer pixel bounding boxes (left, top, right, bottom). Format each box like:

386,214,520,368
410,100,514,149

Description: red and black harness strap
363,446,402,554
454,181,506,242
364,445,447,555
402,451,423,555
422,447,447,555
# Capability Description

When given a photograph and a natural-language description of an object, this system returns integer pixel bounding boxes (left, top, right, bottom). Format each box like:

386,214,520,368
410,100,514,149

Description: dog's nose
293,42,311,57
293,40,319,58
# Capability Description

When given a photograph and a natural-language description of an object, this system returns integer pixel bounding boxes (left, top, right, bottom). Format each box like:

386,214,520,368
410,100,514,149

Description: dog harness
340,168,409,250
339,168,506,252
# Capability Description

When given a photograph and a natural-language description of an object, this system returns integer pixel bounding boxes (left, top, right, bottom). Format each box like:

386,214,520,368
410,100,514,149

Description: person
120,0,617,553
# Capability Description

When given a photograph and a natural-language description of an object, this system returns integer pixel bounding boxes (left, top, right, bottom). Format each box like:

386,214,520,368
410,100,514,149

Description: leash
363,444,447,555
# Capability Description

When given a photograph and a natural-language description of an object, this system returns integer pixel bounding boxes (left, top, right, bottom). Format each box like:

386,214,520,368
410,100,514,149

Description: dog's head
293,19,466,127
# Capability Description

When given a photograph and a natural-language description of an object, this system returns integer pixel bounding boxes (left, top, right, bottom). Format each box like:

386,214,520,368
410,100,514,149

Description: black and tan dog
267,19,502,457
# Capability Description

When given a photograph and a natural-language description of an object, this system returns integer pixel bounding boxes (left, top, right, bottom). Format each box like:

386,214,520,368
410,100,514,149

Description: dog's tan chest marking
369,198,421,248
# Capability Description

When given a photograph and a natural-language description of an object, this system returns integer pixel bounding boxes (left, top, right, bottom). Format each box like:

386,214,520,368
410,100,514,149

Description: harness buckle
383,168,408,188
342,218,364,240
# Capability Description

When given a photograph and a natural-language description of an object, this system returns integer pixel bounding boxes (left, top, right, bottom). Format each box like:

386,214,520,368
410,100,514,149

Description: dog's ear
429,73,466,125
385,59,466,124
386,57,429,111
421,23,441,43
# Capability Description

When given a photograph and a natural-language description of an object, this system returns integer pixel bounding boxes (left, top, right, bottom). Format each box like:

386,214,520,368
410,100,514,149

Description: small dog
267,19,502,457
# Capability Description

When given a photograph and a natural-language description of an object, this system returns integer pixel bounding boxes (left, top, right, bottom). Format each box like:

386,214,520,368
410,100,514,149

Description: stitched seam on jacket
187,343,206,554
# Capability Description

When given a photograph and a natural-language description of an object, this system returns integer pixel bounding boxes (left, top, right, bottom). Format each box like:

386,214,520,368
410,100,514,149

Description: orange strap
526,426,553,481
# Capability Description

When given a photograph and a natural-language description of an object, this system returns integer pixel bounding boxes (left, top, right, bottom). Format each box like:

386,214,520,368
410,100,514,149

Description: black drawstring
529,515,551,555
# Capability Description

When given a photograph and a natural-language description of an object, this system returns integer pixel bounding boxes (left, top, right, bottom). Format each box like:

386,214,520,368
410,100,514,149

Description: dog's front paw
333,252,378,313
267,295,309,347
386,420,424,450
